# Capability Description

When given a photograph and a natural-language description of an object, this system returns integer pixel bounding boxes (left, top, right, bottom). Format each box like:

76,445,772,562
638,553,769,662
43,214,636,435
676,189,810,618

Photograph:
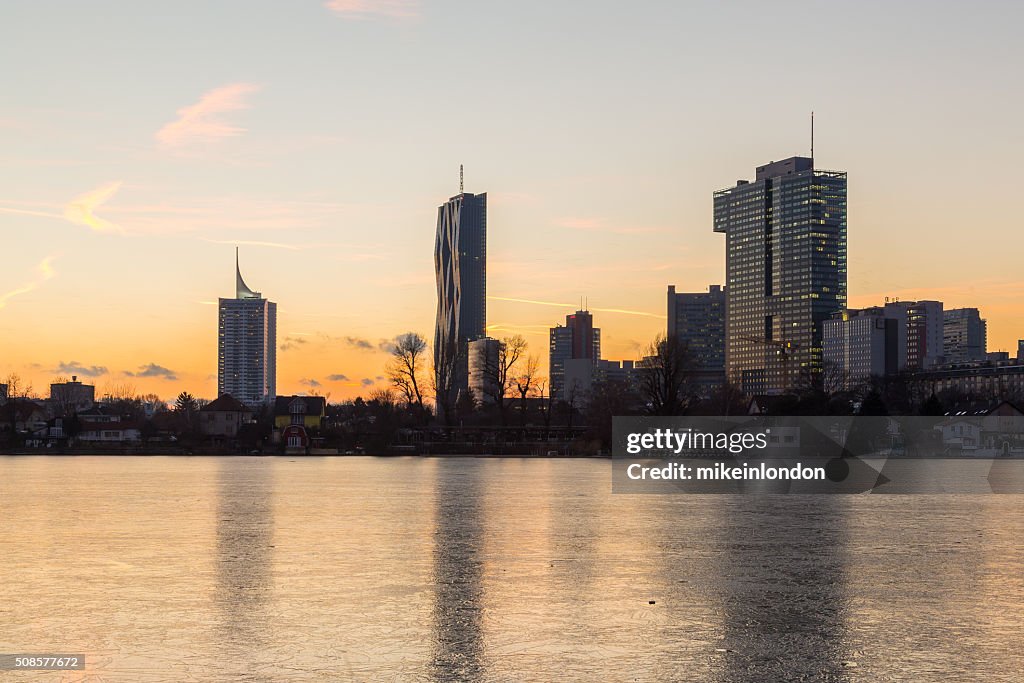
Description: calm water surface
1,456,1022,682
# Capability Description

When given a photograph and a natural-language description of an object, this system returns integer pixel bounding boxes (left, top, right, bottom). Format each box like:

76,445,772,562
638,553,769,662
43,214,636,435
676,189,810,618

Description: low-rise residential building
200,394,253,437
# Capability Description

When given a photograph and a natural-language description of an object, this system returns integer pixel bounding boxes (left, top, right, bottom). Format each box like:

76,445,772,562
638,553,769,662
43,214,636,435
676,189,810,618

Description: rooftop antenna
460,164,464,194
810,111,815,163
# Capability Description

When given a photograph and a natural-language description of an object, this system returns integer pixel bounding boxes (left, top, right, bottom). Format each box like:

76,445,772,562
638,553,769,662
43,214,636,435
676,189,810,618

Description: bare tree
387,332,428,415
4,373,34,438
637,334,694,416
514,355,540,427
432,336,465,429
486,334,527,425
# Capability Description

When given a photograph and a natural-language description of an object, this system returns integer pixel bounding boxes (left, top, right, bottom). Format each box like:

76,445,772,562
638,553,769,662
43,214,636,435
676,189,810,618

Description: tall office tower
667,284,726,394
467,337,503,405
549,309,601,398
434,183,487,408
883,300,944,370
943,308,988,363
218,250,277,407
1018,340,1024,363
822,308,899,389
714,157,847,395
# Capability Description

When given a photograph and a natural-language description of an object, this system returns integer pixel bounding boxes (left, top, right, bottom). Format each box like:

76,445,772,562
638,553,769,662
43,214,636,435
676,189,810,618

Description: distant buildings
434,186,487,409
549,309,601,398
49,375,95,415
468,337,502,405
714,157,848,394
883,300,944,370
944,308,988,363
1019,340,1024,362
218,250,277,408
823,308,899,388
667,284,726,395
563,358,638,398
911,361,1024,402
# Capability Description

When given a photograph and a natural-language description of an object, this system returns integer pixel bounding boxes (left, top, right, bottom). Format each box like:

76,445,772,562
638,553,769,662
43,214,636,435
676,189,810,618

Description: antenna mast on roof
460,164,464,194
810,111,815,163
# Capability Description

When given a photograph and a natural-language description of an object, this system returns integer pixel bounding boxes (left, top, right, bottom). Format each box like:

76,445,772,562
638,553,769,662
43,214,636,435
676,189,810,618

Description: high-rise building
714,156,847,394
667,284,726,394
218,250,277,407
822,308,899,388
549,309,601,398
1018,340,1024,363
943,308,987,363
434,188,487,408
467,337,502,405
883,300,944,370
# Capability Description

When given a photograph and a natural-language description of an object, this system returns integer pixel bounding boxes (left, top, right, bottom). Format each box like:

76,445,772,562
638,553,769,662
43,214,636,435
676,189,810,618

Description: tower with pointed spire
218,249,277,406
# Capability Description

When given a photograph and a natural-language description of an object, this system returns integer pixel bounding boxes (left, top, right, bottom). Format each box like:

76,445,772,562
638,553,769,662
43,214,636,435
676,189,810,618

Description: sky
2,0,1023,401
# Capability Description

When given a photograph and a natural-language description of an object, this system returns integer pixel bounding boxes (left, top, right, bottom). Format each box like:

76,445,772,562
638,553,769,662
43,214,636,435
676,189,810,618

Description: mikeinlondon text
626,462,826,481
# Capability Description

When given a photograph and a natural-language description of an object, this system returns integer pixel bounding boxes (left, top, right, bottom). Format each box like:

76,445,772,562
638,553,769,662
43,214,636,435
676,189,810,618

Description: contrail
488,296,665,319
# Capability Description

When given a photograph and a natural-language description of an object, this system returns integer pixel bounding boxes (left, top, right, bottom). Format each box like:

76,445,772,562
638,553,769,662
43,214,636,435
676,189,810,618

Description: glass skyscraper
218,250,277,407
714,157,847,395
434,190,487,406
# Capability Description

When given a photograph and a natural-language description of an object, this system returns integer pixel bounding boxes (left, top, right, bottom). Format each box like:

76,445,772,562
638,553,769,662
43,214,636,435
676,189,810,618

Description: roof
202,394,252,413
273,395,327,416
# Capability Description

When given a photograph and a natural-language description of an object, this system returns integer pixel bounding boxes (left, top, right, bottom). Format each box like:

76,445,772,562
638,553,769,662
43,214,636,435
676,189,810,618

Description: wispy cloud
300,378,322,388
280,336,309,351
156,83,261,149
0,256,57,310
488,295,665,319
554,216,668,235
326,373,350,382
125,363,178,380
201,238,301,251
55,360,108,378
325,0,419,19
64,182,123,234
361,378,375,386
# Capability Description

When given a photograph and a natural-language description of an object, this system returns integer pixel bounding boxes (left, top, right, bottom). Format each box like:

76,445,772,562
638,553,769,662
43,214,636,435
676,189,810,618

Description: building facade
49,375,95,416
549,309,601,398
468,337,503,405
667,284,726,394
943,308,988,363
714,156,847,395
434,190,487,408
218,251,277,407
823,308,899,388
879,300,944,370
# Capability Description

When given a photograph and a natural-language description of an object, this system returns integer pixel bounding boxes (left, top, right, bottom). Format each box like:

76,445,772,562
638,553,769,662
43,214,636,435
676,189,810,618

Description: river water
1,456,1022,682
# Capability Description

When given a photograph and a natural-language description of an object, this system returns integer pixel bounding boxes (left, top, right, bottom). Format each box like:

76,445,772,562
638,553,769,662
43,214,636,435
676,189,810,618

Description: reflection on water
1,456,1023,682
712,498,850,682
431,460,485,682
215,458,274,675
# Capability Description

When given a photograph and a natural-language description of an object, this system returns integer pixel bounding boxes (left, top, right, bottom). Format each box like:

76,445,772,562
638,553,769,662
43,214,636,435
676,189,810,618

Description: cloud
361,378,374,386
125,363,178,380
280,336,309,351
156,83,261,149
64,182,123,234
0,256,58,310
554,216,668,235
326,374,350,382
55,360,108,378
300,378,322,388
343,336,374,350
325,0,419,19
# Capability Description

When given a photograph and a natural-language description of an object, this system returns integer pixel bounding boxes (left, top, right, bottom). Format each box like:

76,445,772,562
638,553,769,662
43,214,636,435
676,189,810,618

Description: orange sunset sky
2,1,1023,402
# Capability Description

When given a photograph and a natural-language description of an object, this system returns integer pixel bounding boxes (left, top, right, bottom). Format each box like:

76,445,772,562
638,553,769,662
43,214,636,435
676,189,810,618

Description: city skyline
3,1,1024,400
